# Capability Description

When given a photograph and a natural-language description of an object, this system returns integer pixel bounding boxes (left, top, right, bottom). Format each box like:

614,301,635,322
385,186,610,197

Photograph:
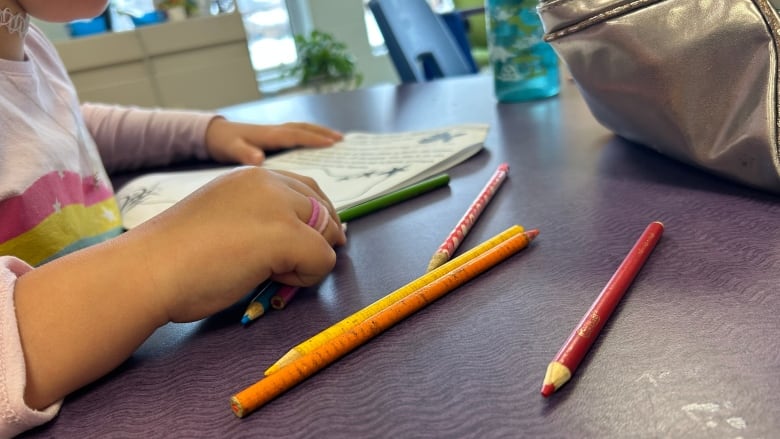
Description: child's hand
135,166,347,323
204,118,343,165
14,167,346,410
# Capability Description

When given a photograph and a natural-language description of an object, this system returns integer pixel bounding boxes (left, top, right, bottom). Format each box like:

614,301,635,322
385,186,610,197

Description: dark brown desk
24,75,780,438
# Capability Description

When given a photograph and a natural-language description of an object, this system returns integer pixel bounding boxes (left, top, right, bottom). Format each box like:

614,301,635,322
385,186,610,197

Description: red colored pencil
540,221,664,397
271,285,299,310
426,163,510,272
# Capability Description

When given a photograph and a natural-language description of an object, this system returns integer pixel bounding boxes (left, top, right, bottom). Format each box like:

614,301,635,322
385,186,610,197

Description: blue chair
437,11,481,73
368,0,478,83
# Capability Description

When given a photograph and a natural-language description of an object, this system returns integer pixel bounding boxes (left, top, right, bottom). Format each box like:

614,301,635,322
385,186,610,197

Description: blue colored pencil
242,281,282,325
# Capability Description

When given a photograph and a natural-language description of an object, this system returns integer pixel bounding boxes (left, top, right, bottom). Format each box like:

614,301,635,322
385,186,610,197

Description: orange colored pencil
230,228,539,418
264,224,526,375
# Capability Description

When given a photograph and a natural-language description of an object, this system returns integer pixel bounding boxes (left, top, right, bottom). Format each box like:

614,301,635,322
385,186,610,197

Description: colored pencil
540,221,664,397
426,163,509,272
337,173,450,222
241,174,450,326
263,224,526,376
271,285,300,310
241,281,282,325
230,228,539,418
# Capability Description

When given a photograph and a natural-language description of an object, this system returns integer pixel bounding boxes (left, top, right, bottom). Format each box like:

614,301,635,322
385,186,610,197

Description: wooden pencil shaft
555,221,663,370
337,173,450,222
540,222,663,398
429,163,509,267
271,286,299,310
231,231,536,417
263,224,525,375
248,281,279,304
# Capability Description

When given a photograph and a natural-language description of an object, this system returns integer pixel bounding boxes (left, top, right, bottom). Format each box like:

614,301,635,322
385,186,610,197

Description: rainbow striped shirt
0,170,123,266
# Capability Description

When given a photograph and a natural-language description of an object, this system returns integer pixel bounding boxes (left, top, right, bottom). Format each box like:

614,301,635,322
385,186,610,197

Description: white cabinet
54,13,261,110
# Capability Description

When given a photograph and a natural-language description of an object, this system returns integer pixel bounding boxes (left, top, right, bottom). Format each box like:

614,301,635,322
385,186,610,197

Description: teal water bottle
486,0,560,101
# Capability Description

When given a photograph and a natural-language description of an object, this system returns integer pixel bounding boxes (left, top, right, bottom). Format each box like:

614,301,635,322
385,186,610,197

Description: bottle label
487,1,559,101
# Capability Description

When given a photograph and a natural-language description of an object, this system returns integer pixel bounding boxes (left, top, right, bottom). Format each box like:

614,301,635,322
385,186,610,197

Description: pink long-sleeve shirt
0,24,217,437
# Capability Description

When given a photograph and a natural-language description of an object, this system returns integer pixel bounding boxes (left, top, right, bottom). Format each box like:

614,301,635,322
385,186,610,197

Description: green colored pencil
337,173,450,222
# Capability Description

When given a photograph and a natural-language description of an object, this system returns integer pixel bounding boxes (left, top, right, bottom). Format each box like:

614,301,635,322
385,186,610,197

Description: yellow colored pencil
263,224,525,376
230,228,539,418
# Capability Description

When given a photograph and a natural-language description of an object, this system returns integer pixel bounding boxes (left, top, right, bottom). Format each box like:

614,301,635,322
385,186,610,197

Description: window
236,0,455,93
362,0,454,53
235,0,298,93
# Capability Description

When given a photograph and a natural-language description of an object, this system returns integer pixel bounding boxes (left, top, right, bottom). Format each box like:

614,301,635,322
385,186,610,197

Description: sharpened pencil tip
525,229,540,240
426,252,450,272
241,316,252,325
540,383,555,397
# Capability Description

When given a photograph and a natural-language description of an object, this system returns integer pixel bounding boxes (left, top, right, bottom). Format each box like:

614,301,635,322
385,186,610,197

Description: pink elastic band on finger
306,196,321,228
314,204,329,233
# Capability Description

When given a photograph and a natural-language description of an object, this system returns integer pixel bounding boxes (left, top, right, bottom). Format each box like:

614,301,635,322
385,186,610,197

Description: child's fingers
269,196,344,286
272,169,340,224
306,196,346,245
304,197,346,246
272,235,338,287
242,123,340,149
283,122,343,142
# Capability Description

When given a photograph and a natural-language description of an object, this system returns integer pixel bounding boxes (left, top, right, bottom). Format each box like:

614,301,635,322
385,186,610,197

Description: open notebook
116,123,489,229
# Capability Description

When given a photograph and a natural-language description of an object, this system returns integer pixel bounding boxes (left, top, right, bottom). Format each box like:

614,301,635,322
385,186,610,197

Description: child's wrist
204,116,228,159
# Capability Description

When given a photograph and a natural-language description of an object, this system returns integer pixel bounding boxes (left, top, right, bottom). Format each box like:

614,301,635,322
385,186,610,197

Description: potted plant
154,0,197,20
286,30,363,93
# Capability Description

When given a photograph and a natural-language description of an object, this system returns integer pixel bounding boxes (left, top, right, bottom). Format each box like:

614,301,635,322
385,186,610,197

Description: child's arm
14,167,346,410
82,103,214,171
81,103,343,172
1,259,62,437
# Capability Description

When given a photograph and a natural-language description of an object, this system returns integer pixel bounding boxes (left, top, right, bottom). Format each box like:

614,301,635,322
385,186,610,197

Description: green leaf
283,30,362,89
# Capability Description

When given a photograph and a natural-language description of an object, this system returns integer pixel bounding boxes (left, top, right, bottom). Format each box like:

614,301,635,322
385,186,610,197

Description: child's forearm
12,166,347,410
14,231,169,410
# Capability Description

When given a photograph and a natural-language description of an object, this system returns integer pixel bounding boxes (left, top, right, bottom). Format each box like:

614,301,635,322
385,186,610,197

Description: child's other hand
204,118,343,165
133,166,346,324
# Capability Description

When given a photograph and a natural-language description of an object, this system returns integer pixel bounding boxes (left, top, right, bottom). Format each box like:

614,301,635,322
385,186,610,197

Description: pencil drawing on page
117,183,159,214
